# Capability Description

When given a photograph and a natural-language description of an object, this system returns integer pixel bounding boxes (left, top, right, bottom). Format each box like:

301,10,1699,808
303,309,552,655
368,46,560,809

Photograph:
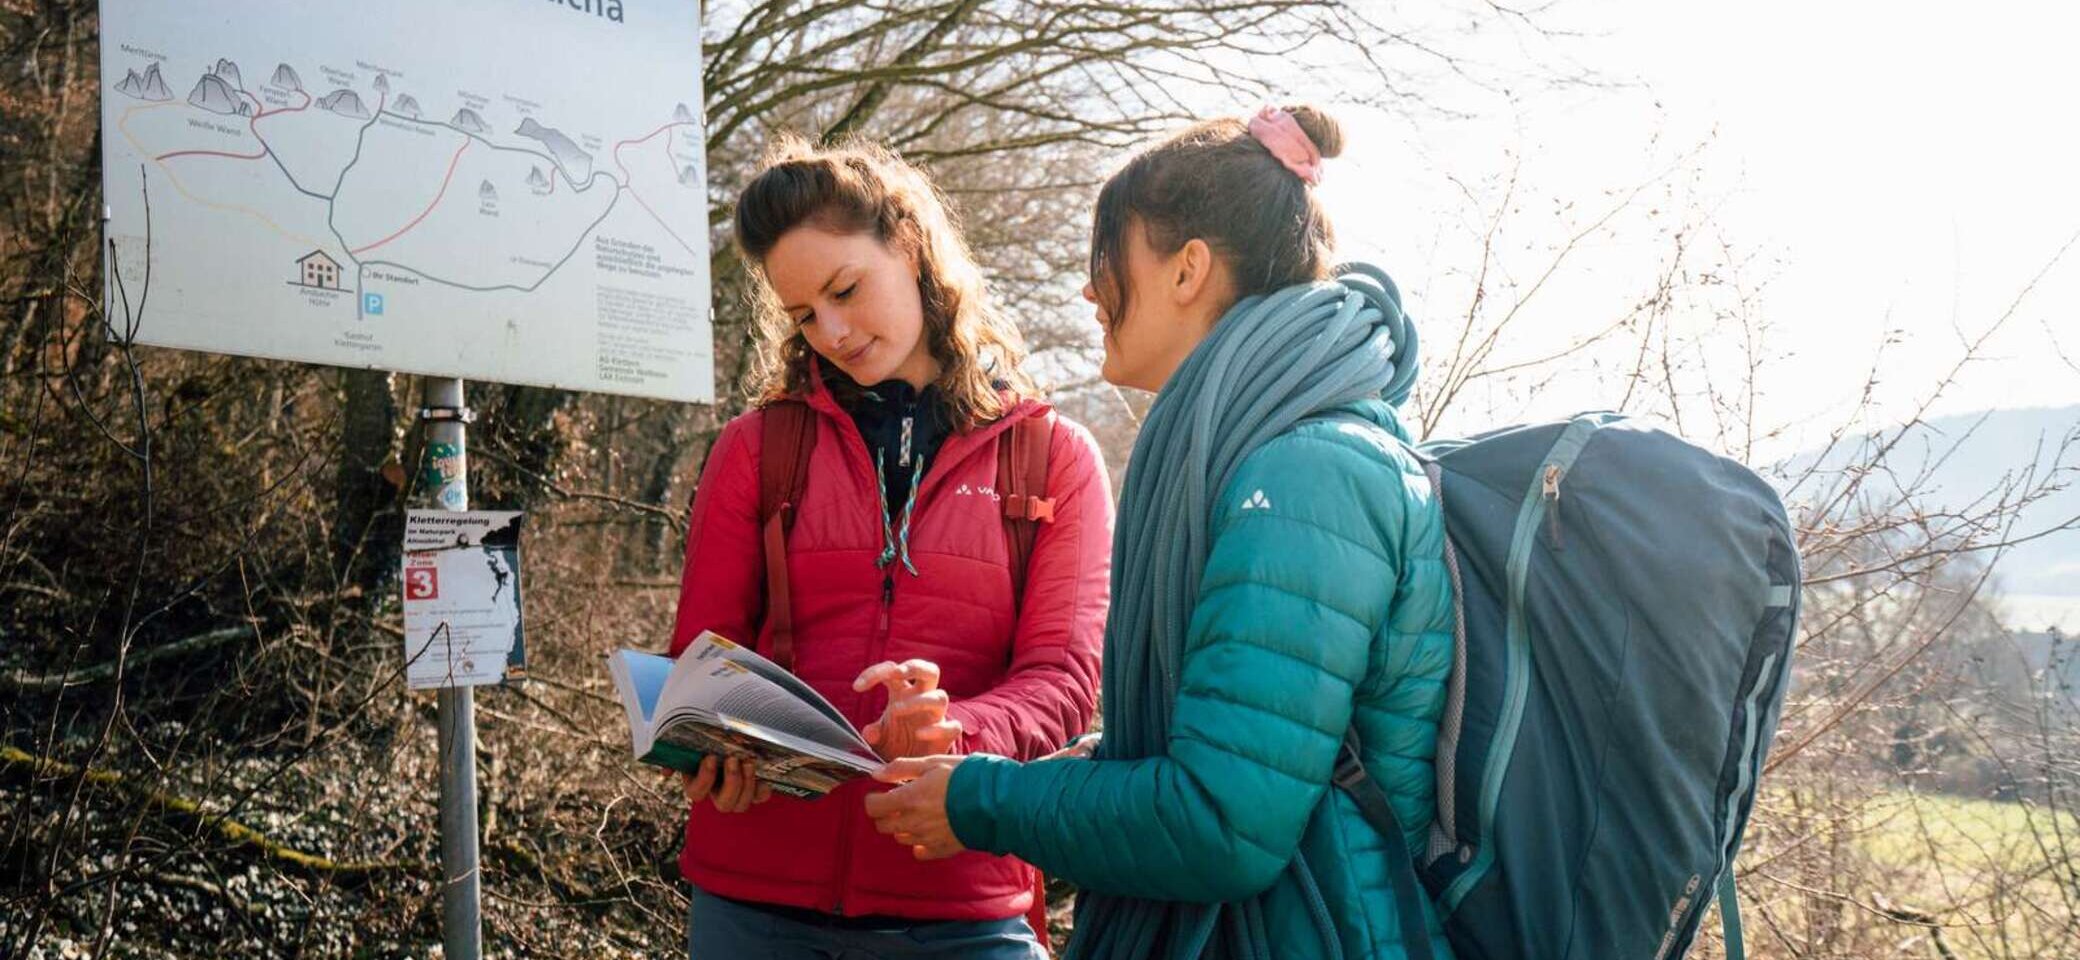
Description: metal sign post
418,376,481,958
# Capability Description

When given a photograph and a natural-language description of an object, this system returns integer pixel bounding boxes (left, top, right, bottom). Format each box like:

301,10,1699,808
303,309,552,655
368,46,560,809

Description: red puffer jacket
668,375,1113,921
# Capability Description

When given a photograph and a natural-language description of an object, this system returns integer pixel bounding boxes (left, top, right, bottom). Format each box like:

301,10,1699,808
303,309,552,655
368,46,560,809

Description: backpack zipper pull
1543,464,1564,549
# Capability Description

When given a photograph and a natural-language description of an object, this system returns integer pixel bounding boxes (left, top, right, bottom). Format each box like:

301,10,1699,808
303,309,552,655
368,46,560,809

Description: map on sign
99,0,713,402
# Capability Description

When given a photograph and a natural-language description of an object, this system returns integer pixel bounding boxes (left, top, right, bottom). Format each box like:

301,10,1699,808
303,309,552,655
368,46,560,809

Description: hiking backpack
1335,412,1801,960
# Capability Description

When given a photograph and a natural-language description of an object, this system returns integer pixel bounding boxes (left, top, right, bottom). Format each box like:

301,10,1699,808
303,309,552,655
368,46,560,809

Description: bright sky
1319,0,2079,455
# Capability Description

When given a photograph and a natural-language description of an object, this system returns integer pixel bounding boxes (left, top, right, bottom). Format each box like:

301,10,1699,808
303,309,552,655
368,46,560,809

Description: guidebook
605,631,882,798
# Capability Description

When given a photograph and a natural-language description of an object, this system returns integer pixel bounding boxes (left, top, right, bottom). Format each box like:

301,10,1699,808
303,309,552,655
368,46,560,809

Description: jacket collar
798,354,1049,502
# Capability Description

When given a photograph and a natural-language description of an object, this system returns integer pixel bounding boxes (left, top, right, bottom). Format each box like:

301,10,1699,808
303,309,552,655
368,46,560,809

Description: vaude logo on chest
953,483,1001,501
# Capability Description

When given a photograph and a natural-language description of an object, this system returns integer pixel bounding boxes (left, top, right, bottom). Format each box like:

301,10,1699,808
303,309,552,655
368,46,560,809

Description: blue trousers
687,887,1049,960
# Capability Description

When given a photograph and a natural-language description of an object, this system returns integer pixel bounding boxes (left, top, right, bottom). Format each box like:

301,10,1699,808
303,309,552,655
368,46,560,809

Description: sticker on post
401,509,526,689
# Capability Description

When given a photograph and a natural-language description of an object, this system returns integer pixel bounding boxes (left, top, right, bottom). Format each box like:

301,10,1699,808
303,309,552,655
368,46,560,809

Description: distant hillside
2010,629,2080,684
1784,404,2080,629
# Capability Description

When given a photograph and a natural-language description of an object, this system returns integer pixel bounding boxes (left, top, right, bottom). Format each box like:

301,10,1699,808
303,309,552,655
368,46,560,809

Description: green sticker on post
421,441,465,491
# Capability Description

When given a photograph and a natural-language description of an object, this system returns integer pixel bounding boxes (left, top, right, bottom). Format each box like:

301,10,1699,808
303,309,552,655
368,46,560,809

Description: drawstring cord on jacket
875,456,925,576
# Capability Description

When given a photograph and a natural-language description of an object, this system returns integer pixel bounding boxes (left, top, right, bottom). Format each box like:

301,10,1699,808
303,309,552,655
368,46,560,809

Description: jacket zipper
833,558,900,914
808,391,1012,913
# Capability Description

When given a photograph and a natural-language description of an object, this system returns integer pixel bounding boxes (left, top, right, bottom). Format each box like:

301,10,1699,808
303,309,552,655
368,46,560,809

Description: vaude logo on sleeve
1241,489,1273,510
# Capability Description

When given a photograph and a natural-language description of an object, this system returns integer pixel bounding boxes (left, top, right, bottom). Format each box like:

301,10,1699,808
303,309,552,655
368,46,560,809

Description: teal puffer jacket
947,397,1456,959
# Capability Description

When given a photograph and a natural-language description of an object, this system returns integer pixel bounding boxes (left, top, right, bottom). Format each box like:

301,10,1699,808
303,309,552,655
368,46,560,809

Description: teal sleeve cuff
947,753,1020,855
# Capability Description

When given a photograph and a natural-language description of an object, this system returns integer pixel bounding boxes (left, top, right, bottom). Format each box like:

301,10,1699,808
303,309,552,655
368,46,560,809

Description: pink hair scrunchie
1247,106,1323,186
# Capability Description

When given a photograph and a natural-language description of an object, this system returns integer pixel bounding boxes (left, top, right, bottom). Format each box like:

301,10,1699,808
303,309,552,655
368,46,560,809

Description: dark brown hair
1089,104,1346,324
734,134,1033,429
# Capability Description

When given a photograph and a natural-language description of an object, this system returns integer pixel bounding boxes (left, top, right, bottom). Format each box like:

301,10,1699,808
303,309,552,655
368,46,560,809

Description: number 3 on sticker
406,567,439,600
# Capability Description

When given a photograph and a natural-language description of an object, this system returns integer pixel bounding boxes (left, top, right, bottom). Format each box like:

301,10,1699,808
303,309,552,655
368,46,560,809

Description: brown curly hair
734,135,1034,430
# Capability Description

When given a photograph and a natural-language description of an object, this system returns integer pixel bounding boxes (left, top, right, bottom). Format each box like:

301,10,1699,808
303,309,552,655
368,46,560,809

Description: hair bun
1279,103,1345,160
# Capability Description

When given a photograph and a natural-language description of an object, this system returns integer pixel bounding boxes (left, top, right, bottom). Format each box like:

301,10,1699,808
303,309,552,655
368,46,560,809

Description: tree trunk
623,404,716,573
493,384,577,510
330,369,401,593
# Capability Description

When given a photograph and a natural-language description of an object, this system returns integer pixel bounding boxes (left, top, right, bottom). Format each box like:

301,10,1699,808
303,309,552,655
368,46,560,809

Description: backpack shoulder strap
996,410,1056,608
1334,731,1438,960
759,400,816,525
1328,435,1449,960
758,400,817,672
1719,872,1745,960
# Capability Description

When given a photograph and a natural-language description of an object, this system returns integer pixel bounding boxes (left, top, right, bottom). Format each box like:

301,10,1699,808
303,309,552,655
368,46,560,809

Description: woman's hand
676,755,773,813
864,756,966,860
854,660,963,759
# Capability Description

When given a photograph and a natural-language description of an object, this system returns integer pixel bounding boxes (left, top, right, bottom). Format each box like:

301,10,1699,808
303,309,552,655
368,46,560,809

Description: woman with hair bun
867,104,1457,960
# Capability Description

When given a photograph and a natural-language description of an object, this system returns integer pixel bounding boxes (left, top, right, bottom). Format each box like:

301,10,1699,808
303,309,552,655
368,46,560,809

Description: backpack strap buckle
1332,730,1369,790
1003,493,1056,523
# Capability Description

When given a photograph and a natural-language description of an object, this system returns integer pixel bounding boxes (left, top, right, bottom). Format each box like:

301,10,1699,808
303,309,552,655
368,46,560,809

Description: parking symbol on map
363,293,385,315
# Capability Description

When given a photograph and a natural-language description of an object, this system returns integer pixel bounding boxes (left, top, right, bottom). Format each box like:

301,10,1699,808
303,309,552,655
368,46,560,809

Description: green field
1728,789,2080,959
1858,791,2078,959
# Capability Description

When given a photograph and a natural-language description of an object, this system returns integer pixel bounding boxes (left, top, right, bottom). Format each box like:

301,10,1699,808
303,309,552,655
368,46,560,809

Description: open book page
604,633,881,798
666,632,874,756
704,635,854,734
604,649,674,758
711,714,879,771
650,715,870,798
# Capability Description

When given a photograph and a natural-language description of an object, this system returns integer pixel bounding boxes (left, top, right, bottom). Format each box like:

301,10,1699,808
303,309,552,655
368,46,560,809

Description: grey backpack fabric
1336,411,1800,959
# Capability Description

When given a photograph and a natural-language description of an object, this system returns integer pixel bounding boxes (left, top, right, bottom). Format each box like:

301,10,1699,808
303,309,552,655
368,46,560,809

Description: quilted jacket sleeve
946,426,1407,901
668,412,764,657
945,416,1113,760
